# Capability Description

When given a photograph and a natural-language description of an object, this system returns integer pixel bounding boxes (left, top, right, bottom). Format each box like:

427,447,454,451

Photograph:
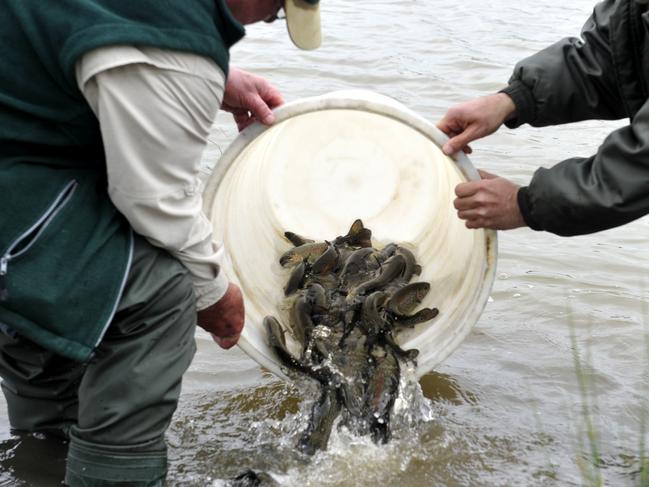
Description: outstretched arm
503,0,626,129
454,97,649,235
438,0,625,155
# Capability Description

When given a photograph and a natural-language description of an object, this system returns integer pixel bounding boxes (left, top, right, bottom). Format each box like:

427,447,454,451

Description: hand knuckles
474,193,487,204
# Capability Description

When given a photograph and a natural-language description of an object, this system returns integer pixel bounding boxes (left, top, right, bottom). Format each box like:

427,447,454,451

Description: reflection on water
419,371,479,406
3,0,649,485
0,433,66,486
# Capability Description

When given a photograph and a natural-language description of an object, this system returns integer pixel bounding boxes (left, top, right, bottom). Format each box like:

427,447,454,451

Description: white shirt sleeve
75,46,229,310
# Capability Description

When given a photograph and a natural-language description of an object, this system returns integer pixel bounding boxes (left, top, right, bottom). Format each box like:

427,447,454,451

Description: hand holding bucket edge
197,282,245,349
437,93,516,155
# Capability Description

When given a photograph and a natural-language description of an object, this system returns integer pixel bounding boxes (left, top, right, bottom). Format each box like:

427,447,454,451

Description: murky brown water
3,0,649,485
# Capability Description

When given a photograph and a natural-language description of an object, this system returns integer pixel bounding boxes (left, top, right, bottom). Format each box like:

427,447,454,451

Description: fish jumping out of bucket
264,219,439,455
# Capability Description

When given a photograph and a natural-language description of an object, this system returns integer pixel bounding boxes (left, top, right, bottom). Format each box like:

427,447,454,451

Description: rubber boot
65,436,167,486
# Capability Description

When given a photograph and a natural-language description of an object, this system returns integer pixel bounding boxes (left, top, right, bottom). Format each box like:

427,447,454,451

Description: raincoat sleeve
499,0,649,236
517,97,649,236
501,0,627,128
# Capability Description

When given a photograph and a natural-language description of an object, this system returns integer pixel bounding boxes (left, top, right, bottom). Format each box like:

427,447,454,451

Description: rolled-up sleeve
77,46,228,310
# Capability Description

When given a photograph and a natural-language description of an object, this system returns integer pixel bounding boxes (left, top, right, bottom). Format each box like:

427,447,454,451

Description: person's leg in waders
0,236,197,485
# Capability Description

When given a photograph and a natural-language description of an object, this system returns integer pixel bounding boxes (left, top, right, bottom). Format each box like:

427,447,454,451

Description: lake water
2,0,648,485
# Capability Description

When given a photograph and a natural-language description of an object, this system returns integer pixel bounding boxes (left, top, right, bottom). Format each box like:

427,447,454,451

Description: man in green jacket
0,0,321,485
437,0,649,235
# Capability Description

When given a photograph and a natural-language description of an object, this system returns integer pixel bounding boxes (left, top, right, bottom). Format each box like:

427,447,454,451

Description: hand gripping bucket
202,90,497,380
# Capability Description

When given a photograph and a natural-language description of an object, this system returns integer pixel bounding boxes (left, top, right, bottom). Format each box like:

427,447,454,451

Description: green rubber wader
0,236,197,485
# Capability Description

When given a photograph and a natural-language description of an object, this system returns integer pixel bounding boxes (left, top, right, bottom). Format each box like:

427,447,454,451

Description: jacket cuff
194,271,229,311
500,80,537,128
517,186,543,231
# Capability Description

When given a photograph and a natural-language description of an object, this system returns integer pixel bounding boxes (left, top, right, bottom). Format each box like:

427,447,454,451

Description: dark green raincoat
0,0,244,361
502,0,649,236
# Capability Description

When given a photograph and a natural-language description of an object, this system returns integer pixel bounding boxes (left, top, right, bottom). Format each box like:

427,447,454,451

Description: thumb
443,127,478,156
246,94,275,125
478,169,498,180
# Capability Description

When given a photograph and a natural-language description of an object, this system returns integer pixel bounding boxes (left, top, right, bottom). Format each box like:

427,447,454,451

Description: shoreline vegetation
569,316,649,487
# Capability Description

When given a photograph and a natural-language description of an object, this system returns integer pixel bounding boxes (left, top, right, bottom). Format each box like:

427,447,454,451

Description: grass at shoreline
570,322,603,487
568,317,649,487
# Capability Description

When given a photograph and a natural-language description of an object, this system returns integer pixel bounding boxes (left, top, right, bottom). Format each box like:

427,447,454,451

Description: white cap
285,0,321,50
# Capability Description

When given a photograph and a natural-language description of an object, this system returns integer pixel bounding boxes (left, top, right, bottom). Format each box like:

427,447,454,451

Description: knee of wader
65,435,167,487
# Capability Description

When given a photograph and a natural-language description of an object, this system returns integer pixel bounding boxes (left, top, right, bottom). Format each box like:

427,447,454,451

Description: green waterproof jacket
0,0,244,361
502,0,649,236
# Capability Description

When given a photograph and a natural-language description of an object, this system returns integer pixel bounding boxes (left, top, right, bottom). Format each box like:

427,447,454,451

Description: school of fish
265,220,439,455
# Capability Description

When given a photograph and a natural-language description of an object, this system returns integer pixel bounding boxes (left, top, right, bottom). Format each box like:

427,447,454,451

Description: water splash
213,364,438,486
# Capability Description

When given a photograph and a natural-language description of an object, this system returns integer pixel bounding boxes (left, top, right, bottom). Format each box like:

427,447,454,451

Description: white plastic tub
202,90,497,380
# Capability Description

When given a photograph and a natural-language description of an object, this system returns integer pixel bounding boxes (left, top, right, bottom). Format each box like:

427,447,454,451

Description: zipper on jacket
0,180,78,302
0,257,8,302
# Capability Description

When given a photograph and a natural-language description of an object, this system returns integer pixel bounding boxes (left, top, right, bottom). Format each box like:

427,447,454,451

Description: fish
265,316,309,374
305,283,328,314
284,261,306,296
229,469,280,487
359,291,390,339
392,307,439,328
352,254,406,297
376,243,398,262
280,242,329,267
265,315,331,383
284,231,315,247
339,247,374,283
297,387,342,456
334,219,372,248
395,246,421,281
311,242,338,275
267,222,440,455
290,295,315,353
365,347,400,444
386,282,430,315
381,333,420,361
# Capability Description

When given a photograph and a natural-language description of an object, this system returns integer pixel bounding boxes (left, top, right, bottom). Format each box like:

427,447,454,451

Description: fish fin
284,231,314,247
348,219,364,237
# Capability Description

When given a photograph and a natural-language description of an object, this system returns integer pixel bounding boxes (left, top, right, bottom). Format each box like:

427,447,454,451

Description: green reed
569,319,603,487
568,303,649,487
639,304,649,487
